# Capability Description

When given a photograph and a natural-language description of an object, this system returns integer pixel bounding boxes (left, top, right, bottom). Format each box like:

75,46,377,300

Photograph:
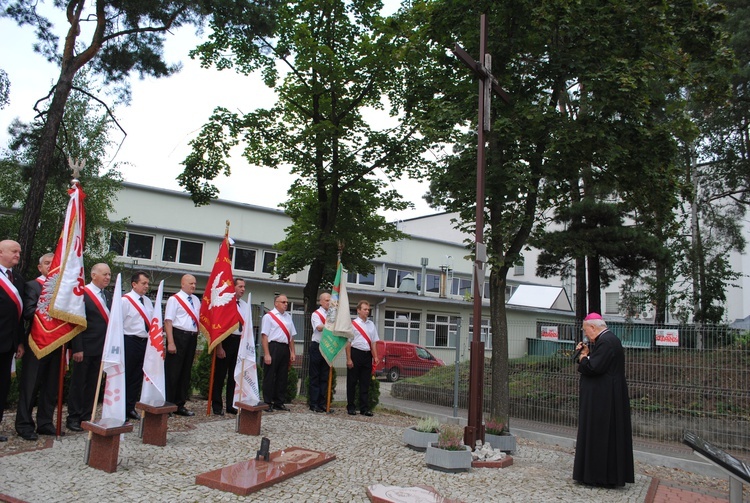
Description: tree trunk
298,256,326,396
17,71,76,275
587,254,601,314
489,268,509,423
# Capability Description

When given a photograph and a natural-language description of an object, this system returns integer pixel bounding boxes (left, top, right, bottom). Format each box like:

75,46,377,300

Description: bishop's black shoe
175,407,195,417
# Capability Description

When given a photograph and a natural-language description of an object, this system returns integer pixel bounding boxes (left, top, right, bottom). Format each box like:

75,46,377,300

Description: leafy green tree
1,0,279,273
0,73,125,273
178,0,432,388
400,0,732,420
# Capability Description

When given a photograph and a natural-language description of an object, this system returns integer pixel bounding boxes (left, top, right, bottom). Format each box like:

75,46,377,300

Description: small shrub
415,416,440,433
286,365,298,402
485,417,508,435
352,375,380,412
437,424,465,451
191,340,211,399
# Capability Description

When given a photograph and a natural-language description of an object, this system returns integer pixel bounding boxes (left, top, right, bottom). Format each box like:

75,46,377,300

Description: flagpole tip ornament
67,157,85,184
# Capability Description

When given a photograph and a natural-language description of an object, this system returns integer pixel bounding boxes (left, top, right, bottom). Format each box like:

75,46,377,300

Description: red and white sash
125,295,151,330
174,294,199,329
314,309,326,324
352,319,372,346
268,311,291,344
83,286,109,324
35,276,45,286
0,271,22,320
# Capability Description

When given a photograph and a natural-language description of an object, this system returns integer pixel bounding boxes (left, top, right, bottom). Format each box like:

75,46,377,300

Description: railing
391,321,750,452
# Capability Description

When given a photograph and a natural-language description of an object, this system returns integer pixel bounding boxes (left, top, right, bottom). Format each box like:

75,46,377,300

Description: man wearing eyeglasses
260,294,296,412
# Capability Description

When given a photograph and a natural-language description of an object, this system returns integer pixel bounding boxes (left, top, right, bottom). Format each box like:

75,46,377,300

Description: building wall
109,183,577,363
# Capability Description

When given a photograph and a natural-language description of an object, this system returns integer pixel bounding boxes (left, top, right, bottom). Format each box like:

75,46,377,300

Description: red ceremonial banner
30,183,87,358
200,237,240,353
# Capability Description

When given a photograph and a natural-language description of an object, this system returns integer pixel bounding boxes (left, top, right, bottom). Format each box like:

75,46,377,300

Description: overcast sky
0,3,435,222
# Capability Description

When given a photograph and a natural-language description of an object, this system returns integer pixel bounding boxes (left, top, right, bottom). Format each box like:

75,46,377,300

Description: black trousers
308,341,329,409
15,347,61,434
165,329,197,408
347,348,372,413
263,341,290,407
211,334,240,412
67,355,101,425
0,348,14,424
124,335,147,412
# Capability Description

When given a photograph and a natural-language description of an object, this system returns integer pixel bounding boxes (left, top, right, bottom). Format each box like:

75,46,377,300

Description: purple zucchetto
584,312,603,321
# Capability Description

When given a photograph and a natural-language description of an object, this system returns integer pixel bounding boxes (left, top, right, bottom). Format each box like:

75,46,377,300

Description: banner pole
325,365,333,412
55,344,66,438
207,351,217,415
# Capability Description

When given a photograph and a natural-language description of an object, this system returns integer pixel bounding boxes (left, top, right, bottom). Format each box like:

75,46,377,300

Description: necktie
187,296,197,327
100,290,107,304
237,300,243,333
5,269,13,283
139,296,149,332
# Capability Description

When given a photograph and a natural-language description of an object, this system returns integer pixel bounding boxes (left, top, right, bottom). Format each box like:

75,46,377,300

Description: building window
451,277,472,297
110,231,154,260
229,246,256,272
469,317,492,349
162,238,203,265
386,268,413,289
605,292,620,314
513,255,525,276
424,273,441,294
426,314,458,348
286,301,305,341
383,310,421,344
347,271,376,286
262,251,279,274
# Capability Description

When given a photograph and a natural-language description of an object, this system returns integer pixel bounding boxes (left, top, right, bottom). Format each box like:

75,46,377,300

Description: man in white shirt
164,274,199,417
67,263,111,432
346,300,379,417
308,292,330,413
121,271,153,419
260,294,296,412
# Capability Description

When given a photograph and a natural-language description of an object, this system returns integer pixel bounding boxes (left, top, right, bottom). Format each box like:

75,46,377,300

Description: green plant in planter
485,417,508,435
436,424,465,451
415,416,440,433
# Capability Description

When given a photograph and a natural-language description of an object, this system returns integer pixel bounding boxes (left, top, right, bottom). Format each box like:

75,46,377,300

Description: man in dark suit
66,263,111,432
15,253,60,441
0,240,25,442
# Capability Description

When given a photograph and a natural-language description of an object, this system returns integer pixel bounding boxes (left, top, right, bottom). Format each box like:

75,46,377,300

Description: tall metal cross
452,13,510,449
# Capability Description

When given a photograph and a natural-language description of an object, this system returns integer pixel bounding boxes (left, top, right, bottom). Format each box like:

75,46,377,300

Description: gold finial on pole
225,220,230,238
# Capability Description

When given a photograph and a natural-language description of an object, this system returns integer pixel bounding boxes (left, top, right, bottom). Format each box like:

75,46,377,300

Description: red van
374,341,444,382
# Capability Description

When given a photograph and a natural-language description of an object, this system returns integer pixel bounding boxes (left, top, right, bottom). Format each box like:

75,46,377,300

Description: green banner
319,260,352,366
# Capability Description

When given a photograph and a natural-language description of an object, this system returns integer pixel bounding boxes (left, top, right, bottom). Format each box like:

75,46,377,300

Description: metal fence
390,321,750,452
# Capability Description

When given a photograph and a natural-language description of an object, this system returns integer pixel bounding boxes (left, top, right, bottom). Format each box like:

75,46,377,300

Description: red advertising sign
541,325,559,340
655,329,679,347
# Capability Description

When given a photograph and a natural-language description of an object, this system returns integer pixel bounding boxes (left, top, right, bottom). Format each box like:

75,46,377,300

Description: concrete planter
403,427,439,451
425,442,472,472
485,433,517,454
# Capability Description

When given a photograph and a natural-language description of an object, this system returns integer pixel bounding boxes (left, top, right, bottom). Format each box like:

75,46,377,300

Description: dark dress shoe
37,425,57,435
127,410,141,420
361,411,373,417
19,431,38,441
273,404,291,412
175,407,195,417
212,409,225,416
0,435,7,442
226,407,237,415
66,422,83,432
347,410,357,416
264,406,274,413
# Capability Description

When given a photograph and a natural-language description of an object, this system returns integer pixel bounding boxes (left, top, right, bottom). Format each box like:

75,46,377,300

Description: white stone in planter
484,432,517,453
425,442,472,472
403,426,439,451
